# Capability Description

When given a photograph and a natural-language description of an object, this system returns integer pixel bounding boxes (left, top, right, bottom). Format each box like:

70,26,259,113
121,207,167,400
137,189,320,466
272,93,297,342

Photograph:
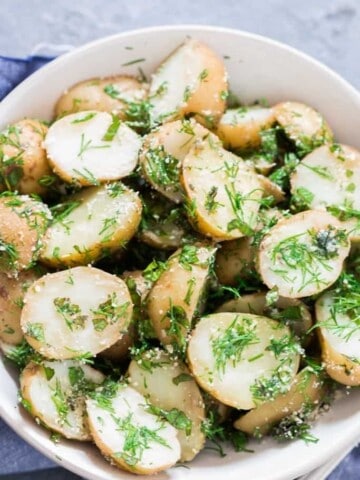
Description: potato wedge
0,119,52,195
86,383,181,474
234,367,326,436
217,106,275,150
187,313,301,409
274,101,333,155
149,39,227,126
0,194,51,275
20,360,104,440
44,111,141,186
21,266,133,359
138,190,195,250
316,285,360,386
40,183,142,267
140,119,217,203
217,292,312,342
55,75,148,118
128,349,205,461
291,144,360,214
258,210,350,298
182,136,263,240
0,269,42,345
147,244,216,352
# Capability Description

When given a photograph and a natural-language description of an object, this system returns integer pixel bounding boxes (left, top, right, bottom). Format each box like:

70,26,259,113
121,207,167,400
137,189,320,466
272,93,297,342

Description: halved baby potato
0,119,52,195
0,194,51,275
86,383,181,474
187,312,301,410
20,360,104,440
55,75,148,118
234,367,326,436
217,292,312,342
258,210,350,298
149,39,227,126
274,101,333,154
21,266,132,360
182,136,263,240
44,111,141,186
140,119,217,203
40,183,142,267
128,348,205,461
147,244,216,352
217,106,275,150
316,289,360,386
0,269,43,345
290,144,360,213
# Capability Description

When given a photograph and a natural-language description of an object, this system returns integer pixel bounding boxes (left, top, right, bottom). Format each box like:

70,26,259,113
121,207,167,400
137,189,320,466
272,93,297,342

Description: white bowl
0,25,360,480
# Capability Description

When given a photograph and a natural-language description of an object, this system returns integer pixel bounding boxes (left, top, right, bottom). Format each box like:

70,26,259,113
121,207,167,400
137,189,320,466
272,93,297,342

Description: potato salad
0,38,359,475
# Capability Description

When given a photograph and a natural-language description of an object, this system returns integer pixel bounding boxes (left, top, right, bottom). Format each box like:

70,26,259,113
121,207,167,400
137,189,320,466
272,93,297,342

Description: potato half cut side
274,101,333,154
140,119,217,203
0,194,51,275
20,360,104,440
217,106,275,150
217,292,312,342
55,76,148,118
182,136,263,240
291,144,360,213
0,119,52,195
128,349,205,461
258,210,350,298
187,313,300,410
0,269,42,345
21,266,132,359
234,367,326,436
316,287,360,386
147,244,216,352
149,39,227,126
44,111,141,186
86,383,181,474
40,183,142,267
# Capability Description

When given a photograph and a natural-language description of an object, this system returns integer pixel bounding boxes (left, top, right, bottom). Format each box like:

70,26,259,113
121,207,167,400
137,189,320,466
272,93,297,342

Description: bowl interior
0,25,360,480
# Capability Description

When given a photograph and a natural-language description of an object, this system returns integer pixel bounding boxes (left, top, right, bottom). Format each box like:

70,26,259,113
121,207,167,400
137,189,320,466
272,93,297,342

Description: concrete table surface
0,0,359,478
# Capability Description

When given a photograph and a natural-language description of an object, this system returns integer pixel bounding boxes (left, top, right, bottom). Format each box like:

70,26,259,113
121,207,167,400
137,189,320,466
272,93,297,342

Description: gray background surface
0,0,359,478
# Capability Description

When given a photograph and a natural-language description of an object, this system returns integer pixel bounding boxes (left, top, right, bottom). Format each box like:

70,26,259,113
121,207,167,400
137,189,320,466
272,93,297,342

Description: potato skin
55,75,148,118
0,119,52,195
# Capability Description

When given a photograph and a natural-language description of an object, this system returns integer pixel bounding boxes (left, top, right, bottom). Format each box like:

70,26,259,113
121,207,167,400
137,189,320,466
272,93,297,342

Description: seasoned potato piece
0,194,51,275
20,360,104,440
343,217,360,243
291,144,360,213
187,313,301,409
100,271,153,362
217,106,275,150
140,119,218,203
40,183,141,267
257,175,285,204
316,283,360,386
0,119,52,195
217,292,312,341
86,383,181,474
128,349,205,461
138,190,195,250
182,136,263,240
0,269,42,345
234,367,326,436
215,208,285,285
258,210,350,298
149,39,227,127
44,111,141,186
274,101,333,154
21,266,133,359
55,75,148,118
147,244,216,352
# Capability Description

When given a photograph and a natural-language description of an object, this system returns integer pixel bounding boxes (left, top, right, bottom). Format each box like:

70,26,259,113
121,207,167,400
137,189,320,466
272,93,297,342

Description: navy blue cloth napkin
0,54,358,479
